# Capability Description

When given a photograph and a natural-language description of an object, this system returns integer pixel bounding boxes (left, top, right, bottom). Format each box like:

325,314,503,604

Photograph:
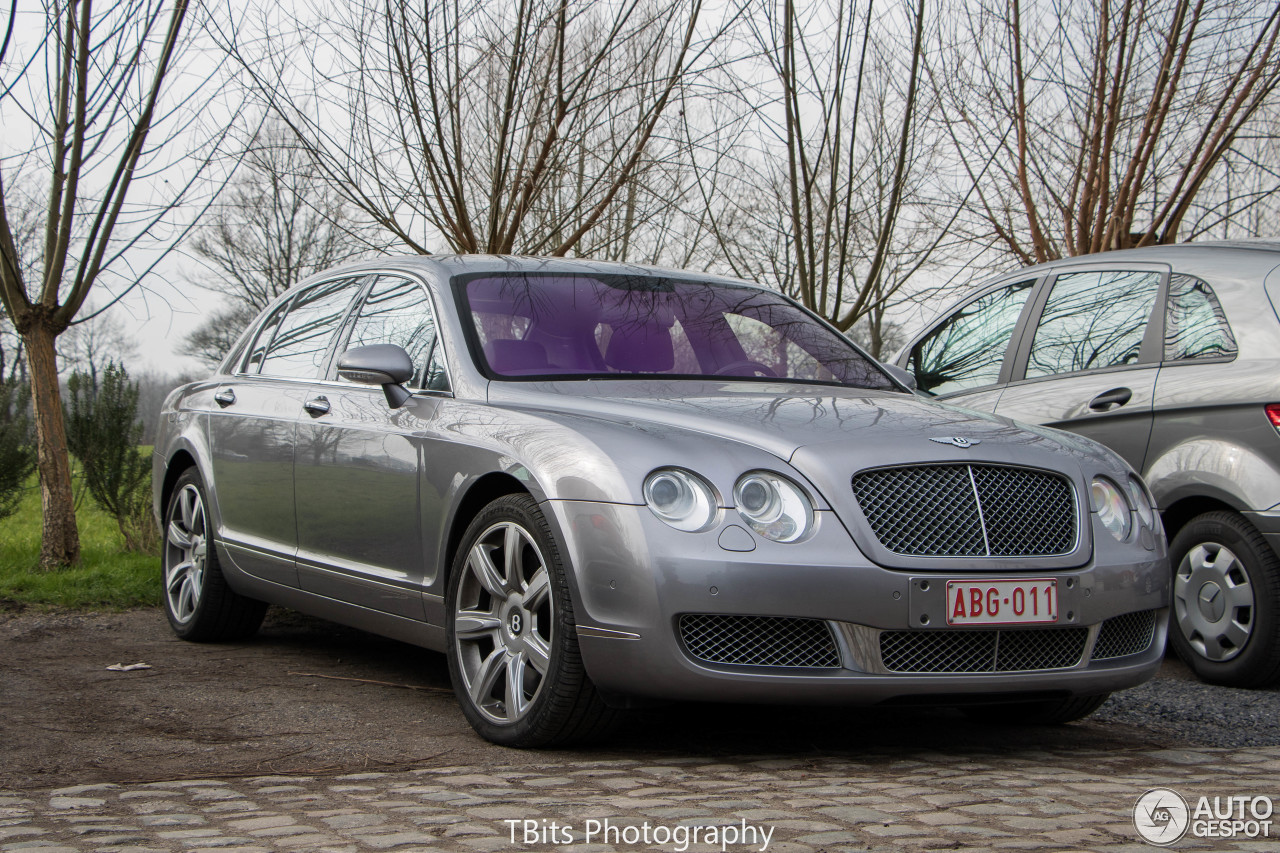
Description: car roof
1013,240,1280,274
308,254,770,292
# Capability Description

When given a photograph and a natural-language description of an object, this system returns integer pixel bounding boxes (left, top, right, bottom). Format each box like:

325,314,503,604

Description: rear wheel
446,494,616,747
162,469,266,641
1168,511,1280,687
963,693,1110,725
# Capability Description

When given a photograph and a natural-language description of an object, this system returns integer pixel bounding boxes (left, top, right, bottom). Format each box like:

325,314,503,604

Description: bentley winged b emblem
930,436,981,449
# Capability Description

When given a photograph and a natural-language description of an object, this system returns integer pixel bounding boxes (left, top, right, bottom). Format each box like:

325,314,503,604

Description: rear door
994,266,1166,470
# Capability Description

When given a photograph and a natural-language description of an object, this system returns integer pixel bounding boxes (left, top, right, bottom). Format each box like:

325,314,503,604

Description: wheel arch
160,449,199,522
441,471,535,585
1160,494,1241,542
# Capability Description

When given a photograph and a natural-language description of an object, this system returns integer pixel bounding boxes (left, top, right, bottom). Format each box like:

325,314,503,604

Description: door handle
213,389,236,407
303,396,330,416
1088,387,1133,412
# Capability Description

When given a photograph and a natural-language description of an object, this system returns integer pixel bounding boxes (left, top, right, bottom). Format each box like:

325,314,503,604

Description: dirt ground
0,606,1245,792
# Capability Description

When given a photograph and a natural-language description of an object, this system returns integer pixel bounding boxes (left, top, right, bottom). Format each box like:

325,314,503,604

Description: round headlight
1090,477,1132,541
643,468,719,532
733,471,814,543
1127,476,1156,528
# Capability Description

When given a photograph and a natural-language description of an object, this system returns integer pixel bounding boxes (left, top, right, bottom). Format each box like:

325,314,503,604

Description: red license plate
946,579,1058,625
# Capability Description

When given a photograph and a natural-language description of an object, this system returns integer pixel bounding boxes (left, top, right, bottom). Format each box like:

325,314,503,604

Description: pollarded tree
934,0,1280,263
692,0,959,355
0,0,226,568
216,0,713,257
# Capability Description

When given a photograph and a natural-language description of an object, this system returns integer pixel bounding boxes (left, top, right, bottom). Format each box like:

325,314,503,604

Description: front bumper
546,500,1170,705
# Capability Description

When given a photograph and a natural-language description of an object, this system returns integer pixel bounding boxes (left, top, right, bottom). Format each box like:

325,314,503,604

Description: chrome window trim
228,270,456,397
232,273,373,379
330,271,456,395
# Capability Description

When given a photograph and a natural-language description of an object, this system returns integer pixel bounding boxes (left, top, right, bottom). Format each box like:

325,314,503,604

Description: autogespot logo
1134,788,1190,846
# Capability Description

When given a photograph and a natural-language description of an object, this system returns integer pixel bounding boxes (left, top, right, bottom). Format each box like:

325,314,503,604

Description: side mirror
882,362,918,392
337,344,414,408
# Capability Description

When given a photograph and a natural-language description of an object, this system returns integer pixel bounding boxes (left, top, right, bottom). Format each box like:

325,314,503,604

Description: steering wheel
713,359,777,378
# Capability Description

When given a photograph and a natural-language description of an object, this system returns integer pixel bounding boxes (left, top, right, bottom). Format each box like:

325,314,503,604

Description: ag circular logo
1134,788,1190,846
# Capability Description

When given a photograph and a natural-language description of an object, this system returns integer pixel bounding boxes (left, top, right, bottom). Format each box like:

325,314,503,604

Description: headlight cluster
643,468,815,542
643,468,719,532
1090,475,1159,542
734,471,813,543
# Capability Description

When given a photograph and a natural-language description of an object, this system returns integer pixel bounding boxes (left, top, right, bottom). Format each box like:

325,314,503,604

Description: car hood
488,379,1123,572
486,379,1117,479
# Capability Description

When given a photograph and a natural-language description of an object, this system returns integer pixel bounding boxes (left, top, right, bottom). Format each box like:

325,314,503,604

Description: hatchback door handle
213,389,236,407
1088,387,1133,411
303,396,330,416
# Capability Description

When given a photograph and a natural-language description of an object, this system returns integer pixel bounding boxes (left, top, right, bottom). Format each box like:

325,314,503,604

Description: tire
446,494,617,747
1168,511,1280,687
963,693,1110,725
162,468,267,642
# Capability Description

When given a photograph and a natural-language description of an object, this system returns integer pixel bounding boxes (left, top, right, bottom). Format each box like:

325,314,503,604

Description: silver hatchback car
896,241,1280,688
155,256,1168,746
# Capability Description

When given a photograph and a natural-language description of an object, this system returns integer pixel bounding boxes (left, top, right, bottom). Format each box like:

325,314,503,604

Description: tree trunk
22,321,81,569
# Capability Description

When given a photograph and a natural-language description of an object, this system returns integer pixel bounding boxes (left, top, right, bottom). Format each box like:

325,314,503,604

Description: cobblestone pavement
5,748,1279,853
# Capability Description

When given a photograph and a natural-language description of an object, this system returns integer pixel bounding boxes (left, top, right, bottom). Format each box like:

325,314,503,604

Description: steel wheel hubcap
454,521,553,724
164,484,207,624
1174,542,1254,662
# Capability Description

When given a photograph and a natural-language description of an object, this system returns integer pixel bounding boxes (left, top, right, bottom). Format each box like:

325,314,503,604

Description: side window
258,278,363,379
1025,270,1160,378
908,281,1034,395
342,276,450,392
1165,274,1236,361
244,302,288,374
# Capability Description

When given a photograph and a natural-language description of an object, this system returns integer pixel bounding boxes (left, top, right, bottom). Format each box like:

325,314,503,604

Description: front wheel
446,494,616,747
162,468,266,641
1168,511,1280,687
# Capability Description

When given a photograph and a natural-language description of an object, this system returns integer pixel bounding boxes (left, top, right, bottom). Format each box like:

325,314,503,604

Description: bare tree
935,0,1280,264
0,0,226,568
58,310,140,387
183,303,255,368
182,120,379,365
691,0,957,356
189,121,380,313
216,0,718,257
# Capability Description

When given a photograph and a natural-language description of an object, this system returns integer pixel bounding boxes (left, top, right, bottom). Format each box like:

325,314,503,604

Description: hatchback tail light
1267,404,1280,428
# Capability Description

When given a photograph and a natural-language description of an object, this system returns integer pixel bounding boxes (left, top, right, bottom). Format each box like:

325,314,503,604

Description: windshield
457,273,895,390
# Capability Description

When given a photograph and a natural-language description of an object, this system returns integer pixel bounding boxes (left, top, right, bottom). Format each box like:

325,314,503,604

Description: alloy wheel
453,521,554,724
164,484,208,624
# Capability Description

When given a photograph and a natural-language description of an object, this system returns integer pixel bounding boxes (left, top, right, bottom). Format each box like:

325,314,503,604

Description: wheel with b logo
446,494,614,746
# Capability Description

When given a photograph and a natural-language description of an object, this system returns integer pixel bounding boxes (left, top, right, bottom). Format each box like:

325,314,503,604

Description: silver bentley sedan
154,256,1170,746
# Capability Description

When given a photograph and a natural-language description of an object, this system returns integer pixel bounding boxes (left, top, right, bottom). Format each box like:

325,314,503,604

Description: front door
995,267,1165,471
294,274,452,619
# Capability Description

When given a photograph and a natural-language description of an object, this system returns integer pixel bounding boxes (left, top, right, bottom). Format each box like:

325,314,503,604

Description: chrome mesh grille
1092,610,1157,660
679,614,841,668
879,627,1088,673
851,464,1076,557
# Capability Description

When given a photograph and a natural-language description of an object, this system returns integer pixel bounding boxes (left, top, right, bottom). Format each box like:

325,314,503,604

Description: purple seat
485,339,550,374
605,324,674,372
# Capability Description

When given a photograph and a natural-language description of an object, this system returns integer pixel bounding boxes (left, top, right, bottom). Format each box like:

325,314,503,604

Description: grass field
0,464,158,610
